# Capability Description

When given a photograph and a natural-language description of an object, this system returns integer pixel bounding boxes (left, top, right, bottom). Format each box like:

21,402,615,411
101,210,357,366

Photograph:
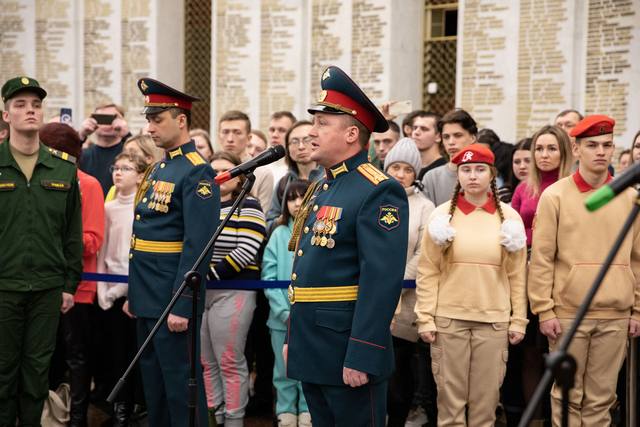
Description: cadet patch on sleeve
196,181,213,199
378,205,400,231
41,180,71,191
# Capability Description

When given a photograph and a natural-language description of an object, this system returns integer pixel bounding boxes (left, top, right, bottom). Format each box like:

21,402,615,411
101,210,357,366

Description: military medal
326,238,335,249
320,236,328,247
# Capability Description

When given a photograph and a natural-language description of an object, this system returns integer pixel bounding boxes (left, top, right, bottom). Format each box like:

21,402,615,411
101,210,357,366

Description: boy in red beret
528,115,640,426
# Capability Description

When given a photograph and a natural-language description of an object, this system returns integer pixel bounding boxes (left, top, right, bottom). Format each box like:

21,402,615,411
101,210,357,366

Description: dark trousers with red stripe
137,317,208,427
301,380,387,426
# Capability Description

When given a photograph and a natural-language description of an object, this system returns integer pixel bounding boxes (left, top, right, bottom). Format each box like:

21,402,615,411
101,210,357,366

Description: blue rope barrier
81,273,416,289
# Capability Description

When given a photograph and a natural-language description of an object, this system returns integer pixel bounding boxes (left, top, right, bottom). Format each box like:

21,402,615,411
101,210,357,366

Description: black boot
62,304,93,427
113,402,132,427
67,357,89,427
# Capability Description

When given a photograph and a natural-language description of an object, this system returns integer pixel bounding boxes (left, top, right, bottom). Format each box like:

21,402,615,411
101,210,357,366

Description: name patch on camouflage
41,180,70,191
378,205,400,231
0,181,16,191
196,181,213,199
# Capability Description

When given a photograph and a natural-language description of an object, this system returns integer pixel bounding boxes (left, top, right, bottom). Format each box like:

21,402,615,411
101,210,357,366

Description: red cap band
319,89,376,132
144,93,193,111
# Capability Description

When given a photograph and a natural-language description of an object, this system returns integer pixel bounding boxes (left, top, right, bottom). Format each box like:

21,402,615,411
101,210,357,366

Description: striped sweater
209,196,266,280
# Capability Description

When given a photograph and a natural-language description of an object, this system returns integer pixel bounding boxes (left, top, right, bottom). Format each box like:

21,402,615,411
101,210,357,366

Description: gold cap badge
21,77,29,85
318,90,327,102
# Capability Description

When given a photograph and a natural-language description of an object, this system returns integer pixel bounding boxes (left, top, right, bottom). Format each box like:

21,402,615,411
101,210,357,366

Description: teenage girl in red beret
415,144,528,427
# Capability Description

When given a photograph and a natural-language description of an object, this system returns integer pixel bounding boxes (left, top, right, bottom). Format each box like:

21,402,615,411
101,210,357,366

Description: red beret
570,114,615,138
452,144,495,166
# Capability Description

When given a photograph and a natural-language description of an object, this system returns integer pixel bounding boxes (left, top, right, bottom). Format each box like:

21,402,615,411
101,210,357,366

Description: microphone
585,162,640,211
214,145,285,185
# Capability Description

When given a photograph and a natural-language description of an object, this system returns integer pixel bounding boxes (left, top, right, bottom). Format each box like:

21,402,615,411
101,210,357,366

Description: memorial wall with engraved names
457,0,640,145
0,0,158,132
212,0,418,132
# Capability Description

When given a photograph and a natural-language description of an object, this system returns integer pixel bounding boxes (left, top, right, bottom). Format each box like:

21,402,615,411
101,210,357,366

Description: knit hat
384,137,421,175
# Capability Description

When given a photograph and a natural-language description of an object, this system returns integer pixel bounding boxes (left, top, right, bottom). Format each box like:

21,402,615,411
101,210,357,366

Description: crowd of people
2,70,640,427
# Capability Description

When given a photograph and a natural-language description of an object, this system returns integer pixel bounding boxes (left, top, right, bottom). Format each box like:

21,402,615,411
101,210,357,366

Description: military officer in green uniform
124,78,219,427
0,77,82,426
284,66,409,425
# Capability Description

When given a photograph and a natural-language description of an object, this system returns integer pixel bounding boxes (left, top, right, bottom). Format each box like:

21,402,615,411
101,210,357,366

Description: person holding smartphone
78,103,131,195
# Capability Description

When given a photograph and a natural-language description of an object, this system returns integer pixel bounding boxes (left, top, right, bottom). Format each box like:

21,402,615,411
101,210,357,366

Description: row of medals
148,181,175,213
311,218,337,248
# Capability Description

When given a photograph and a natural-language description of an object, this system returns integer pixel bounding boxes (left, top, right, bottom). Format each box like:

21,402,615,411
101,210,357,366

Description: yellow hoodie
528,173,640,322
415,196,528,334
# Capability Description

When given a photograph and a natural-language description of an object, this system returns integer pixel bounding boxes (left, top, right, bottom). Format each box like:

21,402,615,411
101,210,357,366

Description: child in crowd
104,134,162,201
415,144,527,427
201,151,267,427
262,179,312,427
96,152,148,424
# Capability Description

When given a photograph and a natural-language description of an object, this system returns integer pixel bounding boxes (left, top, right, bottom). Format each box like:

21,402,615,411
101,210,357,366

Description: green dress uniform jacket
0,141,83,292
0,140,82,426
287,150,409,386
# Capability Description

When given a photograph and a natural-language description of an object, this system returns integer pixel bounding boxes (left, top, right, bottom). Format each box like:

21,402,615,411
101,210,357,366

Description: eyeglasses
289,136,313,146
109,166,136,173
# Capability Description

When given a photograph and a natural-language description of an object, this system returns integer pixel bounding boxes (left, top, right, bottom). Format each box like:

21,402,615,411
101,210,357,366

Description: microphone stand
107,172,257,427
519,189,640,427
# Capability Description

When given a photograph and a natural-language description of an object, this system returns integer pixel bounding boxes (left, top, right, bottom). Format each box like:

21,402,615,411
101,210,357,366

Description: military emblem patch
378,205,400,231
196,181,213,199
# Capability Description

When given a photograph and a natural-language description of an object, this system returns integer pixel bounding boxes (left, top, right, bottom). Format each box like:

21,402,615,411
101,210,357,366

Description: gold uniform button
142,197,148,203
313,205,318,212
303,226,309,234
135,214,141,220
129,253,133,259
152,180,157,185
160,163,166,168
297,250,303,257
291,273,297,281
323,183,329,190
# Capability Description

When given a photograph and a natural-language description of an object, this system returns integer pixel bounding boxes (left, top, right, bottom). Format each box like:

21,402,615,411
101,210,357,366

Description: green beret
1,76,47,102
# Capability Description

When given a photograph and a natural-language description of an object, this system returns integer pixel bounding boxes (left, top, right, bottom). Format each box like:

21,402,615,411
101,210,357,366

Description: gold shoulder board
48,148,77,164
357,163,388,186
185,152,206,166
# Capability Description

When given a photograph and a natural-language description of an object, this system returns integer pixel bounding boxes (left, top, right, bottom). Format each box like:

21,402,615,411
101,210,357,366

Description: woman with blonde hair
123,133,164,164
507,124,573,424
415,144,527,427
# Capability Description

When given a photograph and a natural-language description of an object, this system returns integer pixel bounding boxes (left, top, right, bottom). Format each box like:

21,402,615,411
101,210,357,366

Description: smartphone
91,113,116,125
60,108,72,124
388,100,413,117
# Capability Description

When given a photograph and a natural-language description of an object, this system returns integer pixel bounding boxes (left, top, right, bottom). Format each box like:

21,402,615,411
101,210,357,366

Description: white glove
500,219,526,252
428,214,456,246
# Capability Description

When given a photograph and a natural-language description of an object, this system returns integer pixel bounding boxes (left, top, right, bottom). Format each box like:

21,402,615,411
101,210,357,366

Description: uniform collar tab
326,150,368,181
168,147,183,159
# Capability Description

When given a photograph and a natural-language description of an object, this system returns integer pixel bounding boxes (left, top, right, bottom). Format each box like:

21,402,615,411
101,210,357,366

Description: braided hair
448,182,462,221
489,175,505,222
